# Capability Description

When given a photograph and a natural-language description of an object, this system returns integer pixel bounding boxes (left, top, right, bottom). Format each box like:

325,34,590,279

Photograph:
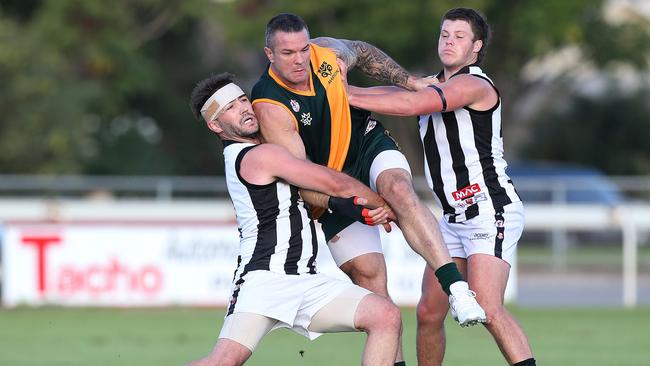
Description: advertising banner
1,221,513,307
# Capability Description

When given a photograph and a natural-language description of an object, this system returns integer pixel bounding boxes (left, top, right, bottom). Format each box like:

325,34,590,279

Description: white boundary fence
524,203,650,307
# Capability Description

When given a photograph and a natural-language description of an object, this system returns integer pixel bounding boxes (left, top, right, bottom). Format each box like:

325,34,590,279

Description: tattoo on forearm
350,41,410,88
312,37,410,88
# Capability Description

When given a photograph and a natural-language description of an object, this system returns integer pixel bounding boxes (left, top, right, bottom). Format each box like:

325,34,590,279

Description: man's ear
264,46,274,63
207,120,223,134
473,39,483,54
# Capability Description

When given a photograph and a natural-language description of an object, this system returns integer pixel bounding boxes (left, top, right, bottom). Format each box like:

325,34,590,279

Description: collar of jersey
268,65,316,97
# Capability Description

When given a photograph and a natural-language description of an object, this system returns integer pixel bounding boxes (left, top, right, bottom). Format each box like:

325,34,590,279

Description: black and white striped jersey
224,141,318,277
418,65,520,223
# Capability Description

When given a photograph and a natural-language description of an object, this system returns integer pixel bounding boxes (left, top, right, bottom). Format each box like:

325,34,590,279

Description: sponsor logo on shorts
470,232,490,241
452,183,481,201
290,99,300,112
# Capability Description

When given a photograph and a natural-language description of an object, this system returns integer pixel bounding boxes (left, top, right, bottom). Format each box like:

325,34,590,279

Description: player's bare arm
312,37,427,91
348,74,497,116
252,102,329,212
252,101,306,158
240,143,392,226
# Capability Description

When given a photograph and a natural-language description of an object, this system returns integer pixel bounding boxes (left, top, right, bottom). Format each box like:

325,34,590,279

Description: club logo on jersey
301,112,312,126
365,119,377,135
290,99,300,112
318,61,333,78
452,183,482,201
495,219,504,227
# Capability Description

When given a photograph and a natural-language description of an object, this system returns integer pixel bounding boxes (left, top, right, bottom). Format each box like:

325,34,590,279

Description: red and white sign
2,223,240,307
1,221,515,307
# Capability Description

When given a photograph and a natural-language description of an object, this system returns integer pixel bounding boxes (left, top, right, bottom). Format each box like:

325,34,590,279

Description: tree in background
1,0,649,176
0,0,227,175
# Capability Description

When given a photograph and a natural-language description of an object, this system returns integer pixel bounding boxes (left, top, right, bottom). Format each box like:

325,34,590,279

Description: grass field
1,306,649,365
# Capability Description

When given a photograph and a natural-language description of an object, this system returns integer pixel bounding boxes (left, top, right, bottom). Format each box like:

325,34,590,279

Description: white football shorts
219,270,370,350
440,201,525,266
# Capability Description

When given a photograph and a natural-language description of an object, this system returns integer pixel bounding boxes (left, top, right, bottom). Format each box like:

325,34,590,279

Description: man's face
208,95,259,140
438,19,482,69
264,29,311,87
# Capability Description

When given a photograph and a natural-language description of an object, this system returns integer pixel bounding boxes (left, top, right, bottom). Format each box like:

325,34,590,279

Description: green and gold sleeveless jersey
251,43,369,173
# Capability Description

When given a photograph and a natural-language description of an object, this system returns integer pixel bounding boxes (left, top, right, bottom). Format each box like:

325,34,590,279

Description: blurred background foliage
1,0,649,176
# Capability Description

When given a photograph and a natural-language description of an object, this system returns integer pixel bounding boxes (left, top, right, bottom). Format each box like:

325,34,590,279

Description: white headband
200,83,246,121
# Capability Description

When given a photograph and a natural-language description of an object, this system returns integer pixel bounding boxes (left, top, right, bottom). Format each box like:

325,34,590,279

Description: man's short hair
190,72,235,121
441,8,491,64
265,13,309,49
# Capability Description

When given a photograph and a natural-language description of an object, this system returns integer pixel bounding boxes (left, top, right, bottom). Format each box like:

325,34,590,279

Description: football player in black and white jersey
346,8,536,366
186,72,401,366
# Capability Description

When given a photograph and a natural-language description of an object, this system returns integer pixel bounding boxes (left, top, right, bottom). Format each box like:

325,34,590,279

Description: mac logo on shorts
290,99,300,112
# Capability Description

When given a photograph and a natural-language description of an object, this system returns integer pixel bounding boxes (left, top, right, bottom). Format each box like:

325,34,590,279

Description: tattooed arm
312,36,430,91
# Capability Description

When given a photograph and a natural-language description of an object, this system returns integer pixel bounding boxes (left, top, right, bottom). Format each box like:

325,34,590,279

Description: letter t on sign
21,235,61,295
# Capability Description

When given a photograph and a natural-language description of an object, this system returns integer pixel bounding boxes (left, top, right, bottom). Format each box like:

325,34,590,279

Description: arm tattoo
311,37,358,69
348,40,410,88
312,37,411,88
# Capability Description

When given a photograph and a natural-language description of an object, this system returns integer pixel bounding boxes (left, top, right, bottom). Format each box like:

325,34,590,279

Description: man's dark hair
265,13,309,49
189,72,235,121
441,8,491,64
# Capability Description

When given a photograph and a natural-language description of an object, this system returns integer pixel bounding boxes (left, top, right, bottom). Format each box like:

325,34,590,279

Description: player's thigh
369,149,412,192
218,312,277,353
328,221,383,267
308,285,373,333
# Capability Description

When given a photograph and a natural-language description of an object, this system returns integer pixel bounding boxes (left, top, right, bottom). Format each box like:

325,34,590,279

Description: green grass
1,306,649,365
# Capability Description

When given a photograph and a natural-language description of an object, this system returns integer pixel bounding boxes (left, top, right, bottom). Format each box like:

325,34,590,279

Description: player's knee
343,261,388,295
417,296,447,325
382,175,417,204
360,295,401,334
376,299,402,333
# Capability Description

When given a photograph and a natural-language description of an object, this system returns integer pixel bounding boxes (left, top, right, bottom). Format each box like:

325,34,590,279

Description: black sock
434,262,464,295
394,362,406,366
513,357,536,366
